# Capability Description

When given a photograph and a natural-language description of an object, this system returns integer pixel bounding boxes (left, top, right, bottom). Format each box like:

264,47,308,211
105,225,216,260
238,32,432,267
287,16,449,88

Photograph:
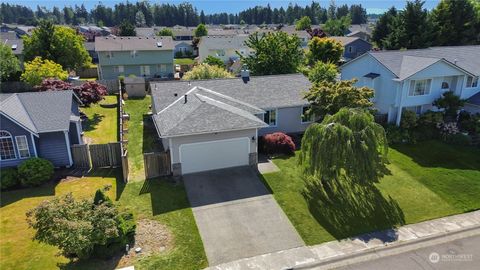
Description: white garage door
180,137,250,174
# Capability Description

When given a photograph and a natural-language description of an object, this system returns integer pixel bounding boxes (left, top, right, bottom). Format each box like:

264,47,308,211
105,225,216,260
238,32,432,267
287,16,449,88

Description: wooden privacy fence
71,142,123,169
144,152,171,179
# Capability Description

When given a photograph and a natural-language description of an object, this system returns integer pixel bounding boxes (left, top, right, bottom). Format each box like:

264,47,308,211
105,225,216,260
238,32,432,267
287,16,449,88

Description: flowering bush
437,122,459,136
260,132,296,155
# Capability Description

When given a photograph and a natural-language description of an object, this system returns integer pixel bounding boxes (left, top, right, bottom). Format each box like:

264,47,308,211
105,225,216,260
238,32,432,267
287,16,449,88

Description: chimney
241,64,250,83
184,94,188,103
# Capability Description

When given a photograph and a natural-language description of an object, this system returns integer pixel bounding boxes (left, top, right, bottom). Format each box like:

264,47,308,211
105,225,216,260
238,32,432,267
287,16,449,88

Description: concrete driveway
183,166,304,266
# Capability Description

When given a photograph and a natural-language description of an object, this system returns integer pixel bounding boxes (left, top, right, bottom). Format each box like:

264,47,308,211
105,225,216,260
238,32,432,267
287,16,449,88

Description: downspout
64,130,73,167
30,133,38,157
396,81,405,126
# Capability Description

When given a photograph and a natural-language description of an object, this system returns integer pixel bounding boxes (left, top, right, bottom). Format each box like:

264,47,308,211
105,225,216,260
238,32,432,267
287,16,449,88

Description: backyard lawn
81,95,118,144
262,140,480,245
0,170,207,270
174,58,195,65
123,96,160,181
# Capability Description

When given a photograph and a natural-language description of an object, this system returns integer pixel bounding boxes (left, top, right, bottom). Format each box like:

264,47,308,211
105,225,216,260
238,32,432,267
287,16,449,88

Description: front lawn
0,171,207,270
262,140,480,245
81,95,118,144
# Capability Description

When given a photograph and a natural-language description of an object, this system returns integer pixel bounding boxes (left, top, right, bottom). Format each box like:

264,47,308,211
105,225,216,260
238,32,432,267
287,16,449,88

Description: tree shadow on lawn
139,177,190,216
303,177,405,243
85,168,126,201
391,141,480,170
83,113,104,132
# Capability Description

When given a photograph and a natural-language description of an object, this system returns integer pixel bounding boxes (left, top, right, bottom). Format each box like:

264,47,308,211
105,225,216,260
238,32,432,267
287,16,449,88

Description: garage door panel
180,138,250,174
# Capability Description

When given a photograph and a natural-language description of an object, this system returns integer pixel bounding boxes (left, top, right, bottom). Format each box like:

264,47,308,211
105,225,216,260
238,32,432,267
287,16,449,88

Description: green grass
81,95,118,144
123,96,158,181
0,172,207,270
174,58,195,65
262,140,480,245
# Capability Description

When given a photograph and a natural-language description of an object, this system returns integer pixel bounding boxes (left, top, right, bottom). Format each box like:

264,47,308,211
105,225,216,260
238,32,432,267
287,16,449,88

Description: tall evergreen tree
430,0,479,46
372,7,397,48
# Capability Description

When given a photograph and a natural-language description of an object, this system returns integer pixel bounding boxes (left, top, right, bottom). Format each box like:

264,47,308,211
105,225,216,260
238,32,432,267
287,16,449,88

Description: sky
4,0,441,15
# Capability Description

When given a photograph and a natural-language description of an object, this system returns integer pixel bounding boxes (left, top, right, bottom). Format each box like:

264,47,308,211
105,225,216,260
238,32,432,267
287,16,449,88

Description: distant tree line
372,0,480,49
0,1,367,27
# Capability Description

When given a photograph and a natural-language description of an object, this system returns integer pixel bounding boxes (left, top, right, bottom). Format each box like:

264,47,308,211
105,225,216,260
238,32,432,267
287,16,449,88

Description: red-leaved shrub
260,132,296,155
35,79,107,106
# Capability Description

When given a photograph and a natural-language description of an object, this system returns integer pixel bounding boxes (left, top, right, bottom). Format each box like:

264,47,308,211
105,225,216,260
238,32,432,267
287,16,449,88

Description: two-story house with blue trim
95,36,175,80
341,46,480,125
0,91,83,168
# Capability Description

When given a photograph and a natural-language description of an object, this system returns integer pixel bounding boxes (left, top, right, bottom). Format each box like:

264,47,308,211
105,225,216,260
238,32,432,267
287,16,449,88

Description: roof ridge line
196,86,264,112
156,86,198,114
16,94,39,132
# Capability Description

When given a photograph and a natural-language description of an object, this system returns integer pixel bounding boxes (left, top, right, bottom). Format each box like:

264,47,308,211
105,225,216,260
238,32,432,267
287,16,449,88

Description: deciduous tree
194,23,208,37
323,16,350,36
295,16,312,30
21,57,68,86
240,32,303,75
182,63,233,80
23,20,91,70
157,28,173,36
306,37,344,65
0,44,20,81
307,61,338,83
304,79,373,118
118,20,136,36
203,55,225,68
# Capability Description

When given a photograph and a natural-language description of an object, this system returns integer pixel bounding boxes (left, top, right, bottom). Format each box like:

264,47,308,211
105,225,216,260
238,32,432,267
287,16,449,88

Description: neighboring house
95,36,174,80
465,92,480,114
150,73,312,175
346,24,372,41
171,27,194,41
341,45,480,125
84,41,98,63
135,27,158,38
1,31,24,65
198,35,252,63
0,91,83,168
331,36,372,61
173,41,195,57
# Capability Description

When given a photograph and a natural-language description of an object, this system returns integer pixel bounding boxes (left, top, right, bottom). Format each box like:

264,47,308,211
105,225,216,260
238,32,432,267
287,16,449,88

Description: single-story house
95,36,175,80
331,36,372,61
198,35,253,63
0,90,83,168
150,73,312,175
341,45,480,124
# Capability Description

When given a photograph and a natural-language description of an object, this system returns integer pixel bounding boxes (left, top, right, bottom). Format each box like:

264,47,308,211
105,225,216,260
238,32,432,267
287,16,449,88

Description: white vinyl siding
113,65,124,73
15,135,30,158
409,79,432,96
130,50,138,58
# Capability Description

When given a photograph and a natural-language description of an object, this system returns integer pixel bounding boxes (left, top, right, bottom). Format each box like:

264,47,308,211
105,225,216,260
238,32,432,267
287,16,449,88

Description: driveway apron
183,166,304,266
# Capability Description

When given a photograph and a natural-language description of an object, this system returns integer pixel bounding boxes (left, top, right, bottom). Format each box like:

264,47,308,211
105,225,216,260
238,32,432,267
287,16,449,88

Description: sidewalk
205,210,480,270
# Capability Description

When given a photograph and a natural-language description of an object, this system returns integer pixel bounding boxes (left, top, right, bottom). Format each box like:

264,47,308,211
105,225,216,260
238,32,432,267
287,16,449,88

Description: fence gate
71,144,91,168
144,152,171,179
90,142,122,168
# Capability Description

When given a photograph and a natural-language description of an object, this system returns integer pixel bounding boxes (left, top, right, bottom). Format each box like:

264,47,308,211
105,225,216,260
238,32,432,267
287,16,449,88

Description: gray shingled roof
368,46,480,79
151,74,311,112
95,36,174,51
0,91,78,134
153,88,267,137
199,35,250,50
1,31,23,55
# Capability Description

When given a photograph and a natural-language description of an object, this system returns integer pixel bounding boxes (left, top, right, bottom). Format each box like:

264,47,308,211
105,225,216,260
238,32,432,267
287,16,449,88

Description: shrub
385,124,412,144
458,111,480,135
261,132,296,155
175,51,184,58
446,133,472,146
18,158,54,187
1,168,19,190
92,211,136,259
400,110,418,129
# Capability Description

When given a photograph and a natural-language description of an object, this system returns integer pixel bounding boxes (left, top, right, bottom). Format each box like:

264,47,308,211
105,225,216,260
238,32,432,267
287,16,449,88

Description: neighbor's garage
168,129,257,175
180,137,250,174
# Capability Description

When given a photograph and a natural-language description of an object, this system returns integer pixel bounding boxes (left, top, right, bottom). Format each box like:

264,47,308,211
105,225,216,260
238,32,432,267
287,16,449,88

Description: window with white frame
15,135,30,158
405,105,422,115
215,50,225,57
409,79,431,96
114,65,124,73
106,51,113,58
140,65,150,76
263,109,277,126
130,50,138,57
301,106,314,123
466,76,478,88
0,131,16,160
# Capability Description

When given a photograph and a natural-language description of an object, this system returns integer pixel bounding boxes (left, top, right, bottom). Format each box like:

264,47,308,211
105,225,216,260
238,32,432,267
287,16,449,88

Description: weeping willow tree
300,108,388,194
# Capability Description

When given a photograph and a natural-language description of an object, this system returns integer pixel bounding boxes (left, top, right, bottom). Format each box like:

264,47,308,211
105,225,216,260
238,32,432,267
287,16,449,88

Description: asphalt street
334,234,480,270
